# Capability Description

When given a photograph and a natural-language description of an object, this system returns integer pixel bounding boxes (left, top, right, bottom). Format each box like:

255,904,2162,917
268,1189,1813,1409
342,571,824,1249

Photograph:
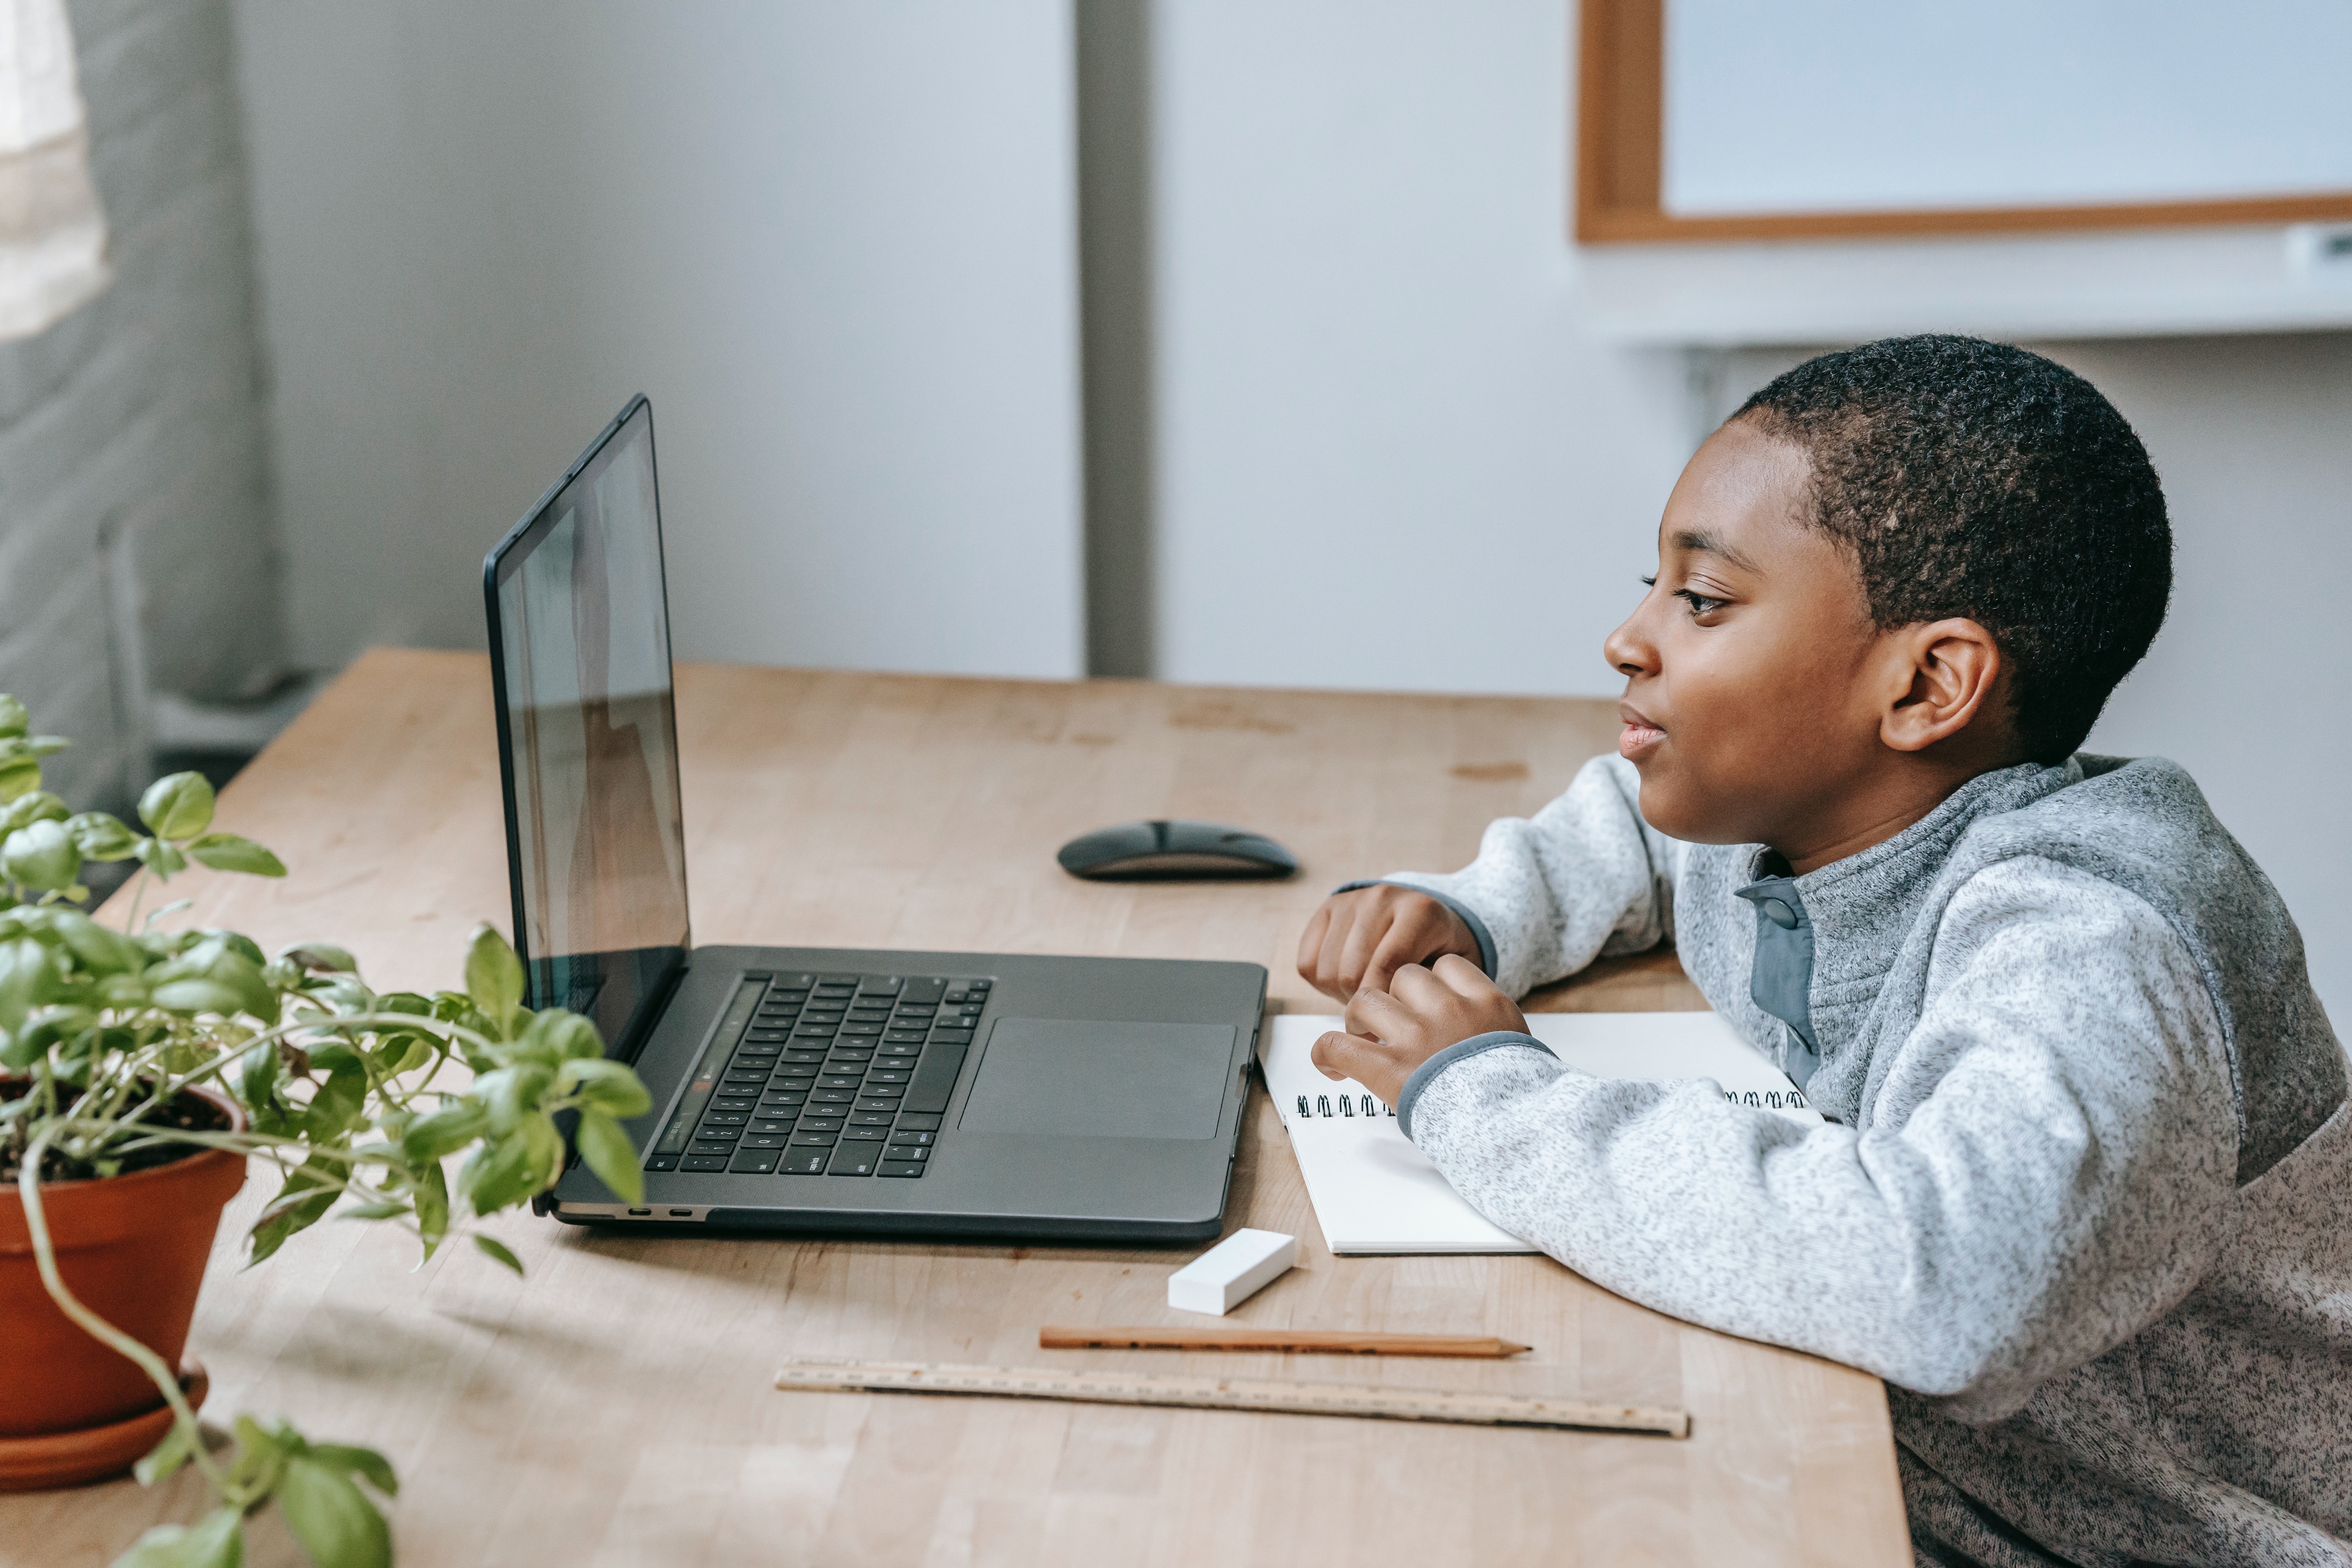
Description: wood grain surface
7,649,1908,1568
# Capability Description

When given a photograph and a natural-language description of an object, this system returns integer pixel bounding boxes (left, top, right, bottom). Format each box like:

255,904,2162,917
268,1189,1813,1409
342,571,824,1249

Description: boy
1299,338,2350,1568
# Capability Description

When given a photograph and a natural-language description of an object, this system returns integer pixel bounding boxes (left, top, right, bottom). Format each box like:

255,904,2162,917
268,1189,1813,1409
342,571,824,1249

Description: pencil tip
1501,1340,1532,1355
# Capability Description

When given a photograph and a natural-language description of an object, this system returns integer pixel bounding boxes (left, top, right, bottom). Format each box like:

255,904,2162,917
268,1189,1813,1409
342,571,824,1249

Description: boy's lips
1618,705,1665,760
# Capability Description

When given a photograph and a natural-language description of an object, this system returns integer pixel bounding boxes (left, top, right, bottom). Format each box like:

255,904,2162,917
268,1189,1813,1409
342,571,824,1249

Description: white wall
1145,1,2350,1022
229,0,1084,680
0,0,280,810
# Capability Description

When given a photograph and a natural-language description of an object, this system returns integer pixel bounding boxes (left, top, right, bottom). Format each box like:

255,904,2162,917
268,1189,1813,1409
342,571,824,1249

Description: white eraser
1167,1227,1297,1316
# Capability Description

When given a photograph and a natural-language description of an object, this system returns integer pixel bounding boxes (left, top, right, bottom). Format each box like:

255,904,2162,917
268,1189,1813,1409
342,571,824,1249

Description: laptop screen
483,397,689,1053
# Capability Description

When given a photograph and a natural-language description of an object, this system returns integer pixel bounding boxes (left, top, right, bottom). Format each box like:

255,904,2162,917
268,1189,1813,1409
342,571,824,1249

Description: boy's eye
1673,589,1726,618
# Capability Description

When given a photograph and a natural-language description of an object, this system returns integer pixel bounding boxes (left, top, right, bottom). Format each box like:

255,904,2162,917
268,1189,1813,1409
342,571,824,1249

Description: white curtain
0,0,107,342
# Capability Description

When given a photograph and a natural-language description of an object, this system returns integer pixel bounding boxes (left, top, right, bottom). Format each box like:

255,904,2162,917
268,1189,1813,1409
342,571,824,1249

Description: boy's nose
1604,612,1657,679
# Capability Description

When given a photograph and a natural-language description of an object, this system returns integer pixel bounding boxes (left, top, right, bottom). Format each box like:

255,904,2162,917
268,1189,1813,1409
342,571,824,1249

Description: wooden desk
11,650,1907,1568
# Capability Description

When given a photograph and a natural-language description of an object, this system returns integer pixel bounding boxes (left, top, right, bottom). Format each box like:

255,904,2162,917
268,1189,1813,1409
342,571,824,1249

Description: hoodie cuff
1333,880,1499,980
1395,1031,1553,1139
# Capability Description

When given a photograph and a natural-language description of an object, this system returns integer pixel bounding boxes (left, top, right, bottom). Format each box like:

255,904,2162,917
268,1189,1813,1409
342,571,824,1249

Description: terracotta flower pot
0,1083,246,1480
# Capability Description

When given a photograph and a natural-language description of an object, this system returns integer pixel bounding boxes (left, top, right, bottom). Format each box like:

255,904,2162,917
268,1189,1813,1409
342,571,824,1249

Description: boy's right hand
1296,885,1481,1002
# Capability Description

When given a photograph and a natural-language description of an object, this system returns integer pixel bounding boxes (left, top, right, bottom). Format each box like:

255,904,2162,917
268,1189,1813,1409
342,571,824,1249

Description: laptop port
628,1208,652,1216
669,1209,695,1218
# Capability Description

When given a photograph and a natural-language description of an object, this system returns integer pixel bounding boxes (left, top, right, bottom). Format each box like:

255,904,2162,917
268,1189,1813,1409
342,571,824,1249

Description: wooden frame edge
1572,0,2352,247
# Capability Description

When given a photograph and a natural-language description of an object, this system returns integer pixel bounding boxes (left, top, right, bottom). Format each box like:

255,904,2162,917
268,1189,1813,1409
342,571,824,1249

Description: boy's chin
1631,767,1744,845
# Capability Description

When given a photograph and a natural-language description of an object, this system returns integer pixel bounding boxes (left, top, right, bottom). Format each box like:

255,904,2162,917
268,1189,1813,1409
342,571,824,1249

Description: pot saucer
0,1361,209,1492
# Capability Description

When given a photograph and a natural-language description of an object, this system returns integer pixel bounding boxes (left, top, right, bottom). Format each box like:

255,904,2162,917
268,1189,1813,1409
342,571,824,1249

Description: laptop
485,396,1266,1240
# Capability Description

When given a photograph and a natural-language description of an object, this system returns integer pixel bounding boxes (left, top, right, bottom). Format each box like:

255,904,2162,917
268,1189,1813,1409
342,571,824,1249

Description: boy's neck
1772,752,2035,876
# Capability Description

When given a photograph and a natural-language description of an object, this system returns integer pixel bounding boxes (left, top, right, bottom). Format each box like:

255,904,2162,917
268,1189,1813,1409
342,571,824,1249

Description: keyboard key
810,1089,859,1105
887,1129,936,1148
877,1160,926,1178
712,1096,759,1111
828,1151,878,1176
944,990,967,1004
841,1126,889,1142
781,1049,828,1063
882,1030,928,1044
903,1041,969,1114
854,1095,904,1114
794,1026,838,1039
739,1134,791,1150
818,1074,865,1091
681,1155,728,1172
867,1069,912,1086
849,1110,897,1126
839,1022,883,1036
965,979,991,991
744,1028,792,1042
797,1115,846,1131
730,1152,780,1174
691,1141,739,1159
702,1111,750,1126
895,1113,943,1131
749,1120,797,1136
928,1028,973,1045
779,1152,828,1174
898,978,947,1004
644,1154,679,1171
789,1131,840,1147
882,1143,930,1161
858,975,903,994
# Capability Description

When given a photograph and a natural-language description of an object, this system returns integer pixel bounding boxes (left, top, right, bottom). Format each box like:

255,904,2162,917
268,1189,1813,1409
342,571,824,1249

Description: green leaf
148,977,245,1016
134,837,188,879
50,908,143,976
474,1063,555,1135
304,1443,398,1498
108,1506,244,1568
64,810,141,861
457,1119,562,1215
558,1056,653,1118
472,1234,525,1276
573,1107,644,1205
239,1038,283,1113
304,1059,367,1140
0,695,25,740
339,1200,410,1220
515,1008,603,1065
3,819,81,891
281,942,359,974
413,1161,451,1259
276,1455,392,1568
463,924,525,1036
247,1163,343,1266
132,1418,198,1486
183,833,287,878
0,789,67,834
0,755,38,803
399,1101,489,1162
138,772,216,840
0,936,59,1034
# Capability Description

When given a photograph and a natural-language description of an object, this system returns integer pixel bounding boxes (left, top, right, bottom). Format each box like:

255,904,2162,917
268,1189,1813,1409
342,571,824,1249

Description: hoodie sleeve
1403,856,2238,1421
1372,753,1683,999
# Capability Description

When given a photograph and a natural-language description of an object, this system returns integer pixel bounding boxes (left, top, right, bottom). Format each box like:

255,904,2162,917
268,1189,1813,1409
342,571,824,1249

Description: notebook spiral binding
1298,1093,1394,1119
1722,1087,1808,1111
1290,1088,1807,1118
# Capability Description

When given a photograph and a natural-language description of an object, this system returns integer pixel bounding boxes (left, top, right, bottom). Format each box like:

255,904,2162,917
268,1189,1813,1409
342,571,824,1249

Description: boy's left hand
1310,954,1530,1107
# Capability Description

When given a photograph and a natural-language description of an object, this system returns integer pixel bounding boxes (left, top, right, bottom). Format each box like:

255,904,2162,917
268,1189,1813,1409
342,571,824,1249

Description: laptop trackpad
956,1018,1237,1140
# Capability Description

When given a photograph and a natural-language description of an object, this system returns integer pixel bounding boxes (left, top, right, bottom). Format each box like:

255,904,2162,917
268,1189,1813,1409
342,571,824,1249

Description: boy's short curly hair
1733,336,2171,765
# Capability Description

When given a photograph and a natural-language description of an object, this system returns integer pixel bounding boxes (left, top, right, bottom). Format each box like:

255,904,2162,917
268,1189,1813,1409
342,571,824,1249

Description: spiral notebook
1259,1011,1822,1255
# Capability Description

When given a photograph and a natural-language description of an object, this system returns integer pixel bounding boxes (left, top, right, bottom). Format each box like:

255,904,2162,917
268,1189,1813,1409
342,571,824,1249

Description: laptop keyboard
642,971,991,1179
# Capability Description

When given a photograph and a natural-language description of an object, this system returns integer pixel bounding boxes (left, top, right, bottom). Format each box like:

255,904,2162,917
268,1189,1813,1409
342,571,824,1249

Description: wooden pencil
1039,1326,1531,1358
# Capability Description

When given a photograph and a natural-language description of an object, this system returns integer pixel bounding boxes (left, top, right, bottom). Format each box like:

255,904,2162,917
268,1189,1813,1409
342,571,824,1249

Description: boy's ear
1879,618,2006,754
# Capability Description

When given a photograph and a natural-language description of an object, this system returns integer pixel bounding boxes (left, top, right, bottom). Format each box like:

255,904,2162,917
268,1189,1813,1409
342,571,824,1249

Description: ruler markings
775,1357,1689,1438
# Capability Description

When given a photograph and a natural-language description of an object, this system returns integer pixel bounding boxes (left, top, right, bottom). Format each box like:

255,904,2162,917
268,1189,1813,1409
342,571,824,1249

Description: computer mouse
1056,820,1299,881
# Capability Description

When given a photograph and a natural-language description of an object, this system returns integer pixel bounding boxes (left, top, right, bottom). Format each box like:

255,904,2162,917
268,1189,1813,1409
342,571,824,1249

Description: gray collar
1738,760,2079,1073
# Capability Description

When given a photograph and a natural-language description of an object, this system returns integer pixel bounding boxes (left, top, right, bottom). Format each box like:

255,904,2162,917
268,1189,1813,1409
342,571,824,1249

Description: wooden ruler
775,1357,1690,1438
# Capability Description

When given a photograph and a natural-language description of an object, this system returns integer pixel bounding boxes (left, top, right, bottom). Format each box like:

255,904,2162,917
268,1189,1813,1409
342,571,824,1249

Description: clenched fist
1310,954,1528,1106
1296,884,1481,1002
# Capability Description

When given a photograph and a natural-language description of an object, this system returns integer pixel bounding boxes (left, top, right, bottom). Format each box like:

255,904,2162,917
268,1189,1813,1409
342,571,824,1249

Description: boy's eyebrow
1671,529,1762,574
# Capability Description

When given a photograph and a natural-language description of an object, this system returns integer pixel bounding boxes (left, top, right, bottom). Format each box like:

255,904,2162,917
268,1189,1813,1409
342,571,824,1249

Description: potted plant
1,693,653,1568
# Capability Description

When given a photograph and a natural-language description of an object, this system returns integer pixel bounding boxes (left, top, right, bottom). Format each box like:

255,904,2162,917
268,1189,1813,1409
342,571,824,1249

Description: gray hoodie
1374,753,2351,1568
